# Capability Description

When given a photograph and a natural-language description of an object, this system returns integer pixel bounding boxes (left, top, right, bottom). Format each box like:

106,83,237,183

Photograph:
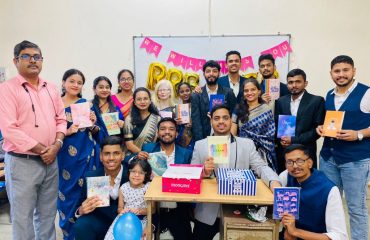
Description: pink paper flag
179,55,189,69
240,56,254,71
261,48,273,56
167,51,182,67
186,57,198,71
217,60,228,74
140,37,153,50
195,59,206,72
279,41,293,57
148,42,162,57
271,46,283,59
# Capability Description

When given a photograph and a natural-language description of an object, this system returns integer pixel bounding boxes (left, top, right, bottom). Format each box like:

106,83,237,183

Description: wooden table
144,176,274,240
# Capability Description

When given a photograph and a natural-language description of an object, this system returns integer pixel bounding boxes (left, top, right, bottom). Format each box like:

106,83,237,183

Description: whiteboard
133,35,291,89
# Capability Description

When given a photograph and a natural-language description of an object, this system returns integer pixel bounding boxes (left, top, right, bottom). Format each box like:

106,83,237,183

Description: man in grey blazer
191,105,281,240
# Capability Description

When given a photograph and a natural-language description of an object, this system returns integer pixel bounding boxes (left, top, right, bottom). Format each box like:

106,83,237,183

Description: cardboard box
162,164,203,194
217,168,257,196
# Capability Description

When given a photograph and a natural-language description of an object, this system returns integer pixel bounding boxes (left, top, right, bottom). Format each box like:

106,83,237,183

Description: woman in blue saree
57,69,102,239
231,78,277,171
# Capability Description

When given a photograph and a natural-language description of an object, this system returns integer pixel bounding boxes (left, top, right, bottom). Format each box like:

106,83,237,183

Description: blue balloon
113,212,143,240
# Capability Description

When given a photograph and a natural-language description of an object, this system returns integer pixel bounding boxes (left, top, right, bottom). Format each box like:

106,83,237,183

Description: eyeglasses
129,169,146,175
16,54,43,62
158,89,170,93
285,157,310,167
119,77,133,82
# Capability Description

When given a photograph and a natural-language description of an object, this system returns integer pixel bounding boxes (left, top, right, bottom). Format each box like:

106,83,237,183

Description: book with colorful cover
70,102,92,128
265,79,280,100
101,112,120,135
159,110,173,119
322,110,345,138
273,187,300,220
207,136,229,164
209,94,225,112
86,176,110,207
175,104,190,124
148,152,168,176
277,115,296,138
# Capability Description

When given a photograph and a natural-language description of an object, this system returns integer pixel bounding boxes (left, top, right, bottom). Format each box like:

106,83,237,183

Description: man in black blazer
217,50,247,103
191,60,237,141
275,69,325,173
74,136,129,240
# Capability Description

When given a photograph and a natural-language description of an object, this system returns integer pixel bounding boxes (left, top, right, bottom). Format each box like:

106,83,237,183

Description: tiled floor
0,189,369,240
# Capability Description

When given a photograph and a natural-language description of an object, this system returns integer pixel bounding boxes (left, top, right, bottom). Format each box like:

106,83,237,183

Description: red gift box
162,164,203,194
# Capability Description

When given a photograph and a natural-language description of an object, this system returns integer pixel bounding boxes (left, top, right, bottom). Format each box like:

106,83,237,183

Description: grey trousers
5,153,58,240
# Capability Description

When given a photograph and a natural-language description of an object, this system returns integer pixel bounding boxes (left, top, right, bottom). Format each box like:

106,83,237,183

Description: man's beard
206,77,218,86
160,137,175,145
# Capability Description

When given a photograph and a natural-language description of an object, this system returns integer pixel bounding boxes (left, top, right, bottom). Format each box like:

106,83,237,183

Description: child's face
129,164,146,187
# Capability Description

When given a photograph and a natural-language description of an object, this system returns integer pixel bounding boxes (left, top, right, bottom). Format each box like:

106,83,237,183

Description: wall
1,0,369,100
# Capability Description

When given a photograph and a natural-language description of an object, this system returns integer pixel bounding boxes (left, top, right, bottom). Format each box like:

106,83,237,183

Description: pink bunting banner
260,41,292,59
217,60,228,74
140,37,162,57
240,56,254,71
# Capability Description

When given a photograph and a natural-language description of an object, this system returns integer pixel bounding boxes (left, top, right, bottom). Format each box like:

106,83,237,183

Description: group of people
0,40,368,240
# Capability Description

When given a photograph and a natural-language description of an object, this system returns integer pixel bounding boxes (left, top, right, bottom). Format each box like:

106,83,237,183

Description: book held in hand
273,187,300,219
175,104,190,124
101,112,120,135
207,136,229,164
265,79,280,100
148,152,168,176
209,94,225,112
86,176,110,207
322,110,345,138
70,102,93,128
277,115,296,138
159,110,173,119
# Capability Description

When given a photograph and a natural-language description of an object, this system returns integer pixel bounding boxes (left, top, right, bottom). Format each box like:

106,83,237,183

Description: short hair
157,117,177,129
225,50,241,62
61,69,86,98
284,144,311,159
203,60,221,72
330,55,354,69
128,157,152,184
210,104,231,118
14,40,42,57
258,54,275,66
287,68,306,81
100,136,123,151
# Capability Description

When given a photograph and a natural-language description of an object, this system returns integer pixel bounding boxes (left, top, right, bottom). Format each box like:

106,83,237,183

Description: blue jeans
320,156,369,240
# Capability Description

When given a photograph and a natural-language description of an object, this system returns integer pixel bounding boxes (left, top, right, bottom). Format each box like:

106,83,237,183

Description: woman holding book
152,79,176,118
124,87,161,155
111,69,134,119
175,82,195,150
231,78,277,170
57,69,102,239
92,76,125,144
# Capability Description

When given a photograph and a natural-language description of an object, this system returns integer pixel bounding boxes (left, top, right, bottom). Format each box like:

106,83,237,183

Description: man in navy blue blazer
137,117,193,240
217,50,247,103
74,136,129,240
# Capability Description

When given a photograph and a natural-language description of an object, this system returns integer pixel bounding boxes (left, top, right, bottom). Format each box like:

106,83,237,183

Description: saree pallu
238,104,277,171
111,94,133,119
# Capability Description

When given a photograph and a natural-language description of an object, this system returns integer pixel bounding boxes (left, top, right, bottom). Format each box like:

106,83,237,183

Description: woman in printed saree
231,78,277,170
124,87,161,155
152,79,176,118
91,76,125,144
175,82,195,150
57,69,101,239
111,69,134,119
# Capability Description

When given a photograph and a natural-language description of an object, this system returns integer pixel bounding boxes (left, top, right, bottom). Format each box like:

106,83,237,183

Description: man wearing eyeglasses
279,144,348,240
0,40,66,240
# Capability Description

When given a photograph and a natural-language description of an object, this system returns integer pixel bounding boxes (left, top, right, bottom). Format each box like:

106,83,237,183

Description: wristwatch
357,131,364,141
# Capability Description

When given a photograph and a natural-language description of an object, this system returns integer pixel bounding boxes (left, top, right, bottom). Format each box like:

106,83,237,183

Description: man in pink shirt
0,40,66,240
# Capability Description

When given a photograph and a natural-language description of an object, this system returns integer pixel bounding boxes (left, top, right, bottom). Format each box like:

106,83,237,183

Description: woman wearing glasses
152,79,176,118
111,69,134,119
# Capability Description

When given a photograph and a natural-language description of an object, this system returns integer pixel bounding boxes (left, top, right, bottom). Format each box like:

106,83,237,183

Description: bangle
55,139,63,148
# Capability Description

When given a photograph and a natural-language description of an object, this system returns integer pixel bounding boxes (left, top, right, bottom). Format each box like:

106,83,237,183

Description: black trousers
159,203,193,240
192,218,220,240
